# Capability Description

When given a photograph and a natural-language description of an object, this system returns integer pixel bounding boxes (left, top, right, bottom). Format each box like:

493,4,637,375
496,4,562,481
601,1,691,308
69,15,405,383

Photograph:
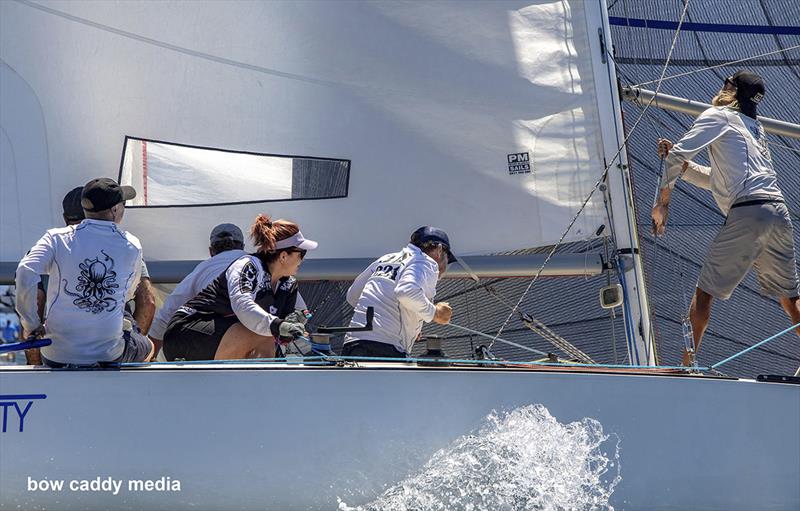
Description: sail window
118,137,349,207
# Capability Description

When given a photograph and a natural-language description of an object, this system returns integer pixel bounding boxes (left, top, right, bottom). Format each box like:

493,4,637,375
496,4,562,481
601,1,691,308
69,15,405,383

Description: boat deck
0,358,733,380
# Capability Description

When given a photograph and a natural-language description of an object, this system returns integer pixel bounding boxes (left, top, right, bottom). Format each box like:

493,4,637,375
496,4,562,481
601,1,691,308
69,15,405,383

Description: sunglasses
724,76,736,89
286,248,307,260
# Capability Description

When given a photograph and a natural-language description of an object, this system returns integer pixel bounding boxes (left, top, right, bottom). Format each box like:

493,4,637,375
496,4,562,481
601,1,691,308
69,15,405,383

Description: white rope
446,322,549,358
489,0,692,349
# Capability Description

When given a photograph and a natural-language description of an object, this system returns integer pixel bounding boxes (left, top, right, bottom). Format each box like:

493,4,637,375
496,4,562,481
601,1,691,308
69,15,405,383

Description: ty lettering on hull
0,394,45,433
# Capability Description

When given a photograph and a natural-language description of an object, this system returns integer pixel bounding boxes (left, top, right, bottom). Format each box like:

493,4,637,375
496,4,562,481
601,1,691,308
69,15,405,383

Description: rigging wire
488,0,693,354
683,6,727,85
756,0,800,83
633,44,800,87
627,99,800,358
770,142,800,155
614,24,800,370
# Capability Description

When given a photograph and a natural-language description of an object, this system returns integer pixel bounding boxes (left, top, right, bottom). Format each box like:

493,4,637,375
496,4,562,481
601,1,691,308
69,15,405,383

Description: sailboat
1,1,798,510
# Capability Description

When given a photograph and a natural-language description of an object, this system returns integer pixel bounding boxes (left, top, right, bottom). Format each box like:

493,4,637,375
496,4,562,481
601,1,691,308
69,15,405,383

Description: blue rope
616,257,640,364
710,322,800,370
0,338,52,353
308,341,332,353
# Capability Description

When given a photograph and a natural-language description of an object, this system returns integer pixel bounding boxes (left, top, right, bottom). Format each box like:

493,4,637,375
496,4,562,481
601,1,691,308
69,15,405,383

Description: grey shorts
114,327,153,363
698,201,800,300
113,312,152,363
42,316,152,368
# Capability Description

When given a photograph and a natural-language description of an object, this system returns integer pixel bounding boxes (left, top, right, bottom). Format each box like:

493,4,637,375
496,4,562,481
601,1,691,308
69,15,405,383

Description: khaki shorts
698,201,800,300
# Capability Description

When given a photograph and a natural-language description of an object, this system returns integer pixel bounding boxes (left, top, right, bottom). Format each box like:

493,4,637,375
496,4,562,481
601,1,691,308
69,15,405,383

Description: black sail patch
239,261,259,294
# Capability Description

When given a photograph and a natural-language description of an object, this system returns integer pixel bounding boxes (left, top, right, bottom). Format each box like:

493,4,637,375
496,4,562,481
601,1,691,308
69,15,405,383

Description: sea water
338,404,620,511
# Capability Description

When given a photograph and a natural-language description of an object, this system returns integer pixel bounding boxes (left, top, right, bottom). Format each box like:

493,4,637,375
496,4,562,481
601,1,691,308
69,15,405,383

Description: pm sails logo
507,152,531,175
0,394,45,433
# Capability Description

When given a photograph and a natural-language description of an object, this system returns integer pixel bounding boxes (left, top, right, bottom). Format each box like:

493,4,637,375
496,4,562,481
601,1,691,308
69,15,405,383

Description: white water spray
339,404,621,511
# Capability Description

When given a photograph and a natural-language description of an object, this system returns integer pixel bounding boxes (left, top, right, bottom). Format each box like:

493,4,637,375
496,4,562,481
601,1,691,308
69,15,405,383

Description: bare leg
778,296,800,334
215,323,276,360
148,336,163,362
686,288,713,366
777,296,800,376
144,338,156,362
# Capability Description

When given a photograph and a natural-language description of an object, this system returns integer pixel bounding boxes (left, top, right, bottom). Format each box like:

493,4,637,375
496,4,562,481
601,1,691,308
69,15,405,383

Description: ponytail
249,214,300,256
250,214,277,252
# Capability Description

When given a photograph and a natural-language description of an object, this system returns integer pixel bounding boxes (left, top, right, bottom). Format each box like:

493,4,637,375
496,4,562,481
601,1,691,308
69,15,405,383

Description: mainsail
1,5,799,507
1,0,657,364
2,0,618,262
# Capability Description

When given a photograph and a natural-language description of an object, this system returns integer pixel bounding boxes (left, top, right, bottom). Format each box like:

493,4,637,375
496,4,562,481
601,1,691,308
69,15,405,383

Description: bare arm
24,286,47,365
133,277,156,335
652,129,714,236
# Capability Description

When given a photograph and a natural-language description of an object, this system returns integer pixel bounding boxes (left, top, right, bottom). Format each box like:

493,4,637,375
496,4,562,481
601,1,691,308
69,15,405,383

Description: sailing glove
284,310,310,326
269,319,306,341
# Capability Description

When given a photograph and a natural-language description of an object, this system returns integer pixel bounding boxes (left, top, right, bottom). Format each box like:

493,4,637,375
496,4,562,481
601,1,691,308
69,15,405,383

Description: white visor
273,231,318,251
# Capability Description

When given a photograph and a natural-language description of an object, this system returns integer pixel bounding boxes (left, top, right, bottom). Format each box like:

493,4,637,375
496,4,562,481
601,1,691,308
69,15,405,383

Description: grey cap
210,223,244,245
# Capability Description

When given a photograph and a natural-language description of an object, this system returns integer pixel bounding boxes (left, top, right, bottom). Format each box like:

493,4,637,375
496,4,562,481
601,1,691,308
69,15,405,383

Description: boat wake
338,404,620,511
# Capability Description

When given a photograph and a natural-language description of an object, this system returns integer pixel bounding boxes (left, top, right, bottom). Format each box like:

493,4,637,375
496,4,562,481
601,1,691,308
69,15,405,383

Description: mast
586,0,656,366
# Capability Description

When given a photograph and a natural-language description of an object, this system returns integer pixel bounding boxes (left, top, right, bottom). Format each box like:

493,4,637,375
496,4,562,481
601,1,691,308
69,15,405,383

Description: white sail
1,0,616,263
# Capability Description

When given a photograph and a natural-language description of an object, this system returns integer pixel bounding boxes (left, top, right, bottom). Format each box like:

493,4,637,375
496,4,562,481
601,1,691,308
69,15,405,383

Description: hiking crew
342,226,454,358
652,70,800,366
16,178,153,367
162,215,314,360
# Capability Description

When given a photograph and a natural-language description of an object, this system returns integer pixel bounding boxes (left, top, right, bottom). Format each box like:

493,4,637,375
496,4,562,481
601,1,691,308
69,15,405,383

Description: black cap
62,186,85,222
411,226,456,264
730,70,765,118
81,178,136,212
210,223,245,245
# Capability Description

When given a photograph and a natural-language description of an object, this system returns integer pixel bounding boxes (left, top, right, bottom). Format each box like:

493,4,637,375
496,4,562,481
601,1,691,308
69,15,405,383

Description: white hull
1,363,798,510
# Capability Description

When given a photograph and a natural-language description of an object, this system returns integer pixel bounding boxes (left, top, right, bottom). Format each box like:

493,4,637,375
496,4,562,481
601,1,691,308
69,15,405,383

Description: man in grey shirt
652,70,800,367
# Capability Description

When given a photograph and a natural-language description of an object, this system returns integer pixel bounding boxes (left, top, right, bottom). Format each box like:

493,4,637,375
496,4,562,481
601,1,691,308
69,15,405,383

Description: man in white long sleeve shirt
15,178,154,366
652,70,800,366
343,226,454,358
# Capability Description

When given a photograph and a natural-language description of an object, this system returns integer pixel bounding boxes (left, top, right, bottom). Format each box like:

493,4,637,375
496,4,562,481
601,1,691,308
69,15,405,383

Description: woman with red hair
163,214,317,360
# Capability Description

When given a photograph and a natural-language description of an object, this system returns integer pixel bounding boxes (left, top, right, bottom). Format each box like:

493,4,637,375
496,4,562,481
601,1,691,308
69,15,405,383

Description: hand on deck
433,302,452,325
